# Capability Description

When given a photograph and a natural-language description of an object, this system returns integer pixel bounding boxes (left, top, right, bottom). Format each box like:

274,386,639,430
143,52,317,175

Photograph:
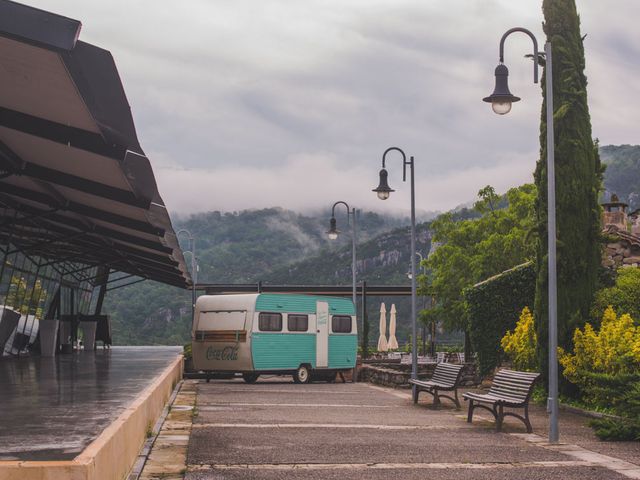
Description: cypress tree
534,0,603,393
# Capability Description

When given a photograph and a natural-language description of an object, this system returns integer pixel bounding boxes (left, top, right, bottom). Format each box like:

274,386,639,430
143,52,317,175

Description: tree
5,275,47,317
533,0,604,392
421,184,536,332
591,268,640,324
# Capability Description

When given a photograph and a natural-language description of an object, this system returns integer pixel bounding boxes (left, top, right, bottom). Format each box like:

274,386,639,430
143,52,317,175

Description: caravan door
316,301,329,368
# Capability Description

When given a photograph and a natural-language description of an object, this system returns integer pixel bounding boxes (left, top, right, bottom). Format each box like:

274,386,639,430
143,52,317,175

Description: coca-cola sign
206,345,239,361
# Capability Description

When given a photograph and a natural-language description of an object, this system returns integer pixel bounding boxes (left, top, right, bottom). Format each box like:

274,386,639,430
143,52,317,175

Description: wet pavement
0,346,182,461
185,378,640,480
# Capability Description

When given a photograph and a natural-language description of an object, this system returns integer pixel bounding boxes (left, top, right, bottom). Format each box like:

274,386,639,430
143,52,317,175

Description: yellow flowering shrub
559,306,640,384
501,307,537,371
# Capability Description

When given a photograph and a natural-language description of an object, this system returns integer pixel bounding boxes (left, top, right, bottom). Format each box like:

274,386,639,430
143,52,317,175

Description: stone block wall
357,362,480,388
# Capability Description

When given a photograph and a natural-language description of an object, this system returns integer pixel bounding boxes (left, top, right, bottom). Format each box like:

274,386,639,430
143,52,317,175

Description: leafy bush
592,268,640,323
589,417,640,441
559,307,640,440
559,307,640,383
501,307,538,371
183,342,192,360
465,262,536,376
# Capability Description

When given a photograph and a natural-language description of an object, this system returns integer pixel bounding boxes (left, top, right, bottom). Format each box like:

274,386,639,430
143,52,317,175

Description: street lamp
176,229,197,326
373,146,418,400
326,201,357,307
484,27,559,444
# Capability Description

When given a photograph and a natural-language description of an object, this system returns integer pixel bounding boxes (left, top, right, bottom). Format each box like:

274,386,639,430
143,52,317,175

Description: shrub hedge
464,262,536,376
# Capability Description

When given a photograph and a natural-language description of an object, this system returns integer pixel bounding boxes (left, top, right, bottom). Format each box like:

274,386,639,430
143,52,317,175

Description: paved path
179,378,640,480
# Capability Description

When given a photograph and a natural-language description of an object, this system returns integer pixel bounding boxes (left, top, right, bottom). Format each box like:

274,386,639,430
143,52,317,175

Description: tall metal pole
409,157,418,396
545,41,559,444
486,29,558,443
328,201,357,308
375,147,418,396
191,236,197,328
351,208,357,307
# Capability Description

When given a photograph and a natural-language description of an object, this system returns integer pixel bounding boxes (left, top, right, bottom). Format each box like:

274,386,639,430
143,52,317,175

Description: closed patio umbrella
377,303,388,352
388,304,399,350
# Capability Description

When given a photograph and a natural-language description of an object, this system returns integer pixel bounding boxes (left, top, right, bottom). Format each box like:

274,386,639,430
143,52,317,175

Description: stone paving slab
187,378,640,480
139,380,198,480
188,425,570,465
185,465,628,480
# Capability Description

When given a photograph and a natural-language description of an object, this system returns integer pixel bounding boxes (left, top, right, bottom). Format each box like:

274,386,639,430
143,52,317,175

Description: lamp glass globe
492,100,512,115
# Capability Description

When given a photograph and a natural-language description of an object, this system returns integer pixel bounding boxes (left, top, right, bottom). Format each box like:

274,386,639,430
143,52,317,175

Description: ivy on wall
465,262,536,376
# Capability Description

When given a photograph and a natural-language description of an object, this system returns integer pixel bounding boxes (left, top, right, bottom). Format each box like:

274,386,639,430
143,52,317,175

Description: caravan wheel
242,373,260,384
293,365,311,384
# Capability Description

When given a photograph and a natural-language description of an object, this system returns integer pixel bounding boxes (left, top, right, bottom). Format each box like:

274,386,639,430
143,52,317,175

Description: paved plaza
142,378,640,479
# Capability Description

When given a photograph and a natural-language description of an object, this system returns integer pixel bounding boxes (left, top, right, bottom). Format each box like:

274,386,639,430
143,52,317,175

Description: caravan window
258,312,282,331
287,314,308,332
332,315,352,333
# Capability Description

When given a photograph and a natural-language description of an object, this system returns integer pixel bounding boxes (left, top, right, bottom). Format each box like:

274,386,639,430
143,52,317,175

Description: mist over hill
104,145,640,345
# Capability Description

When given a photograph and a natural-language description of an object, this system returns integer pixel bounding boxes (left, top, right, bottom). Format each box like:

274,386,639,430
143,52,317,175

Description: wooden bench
409,363,465,408
463,369,540,432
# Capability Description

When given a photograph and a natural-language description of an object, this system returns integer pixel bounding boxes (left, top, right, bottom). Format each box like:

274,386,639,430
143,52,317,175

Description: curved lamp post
484,27,558,444
326,201,357,307
373,146,418,398
176,229,197,326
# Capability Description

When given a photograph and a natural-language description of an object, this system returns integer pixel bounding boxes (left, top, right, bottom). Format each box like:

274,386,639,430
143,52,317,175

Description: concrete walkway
148,378,639,479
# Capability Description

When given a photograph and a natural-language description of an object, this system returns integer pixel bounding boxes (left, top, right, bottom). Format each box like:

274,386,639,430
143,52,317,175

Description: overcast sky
29,1,640,215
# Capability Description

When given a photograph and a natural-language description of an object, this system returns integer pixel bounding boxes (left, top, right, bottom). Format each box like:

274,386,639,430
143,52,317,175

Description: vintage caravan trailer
192,293,357,383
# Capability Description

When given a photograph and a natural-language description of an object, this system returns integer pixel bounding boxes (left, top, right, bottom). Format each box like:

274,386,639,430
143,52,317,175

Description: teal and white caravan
192,293,357,383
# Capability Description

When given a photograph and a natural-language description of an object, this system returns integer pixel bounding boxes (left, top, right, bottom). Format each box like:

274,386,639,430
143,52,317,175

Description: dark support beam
94,265,109,315
0,106,126,160
199,283,416,296
1,183,165,236
361,281,368,360
105,277,147,292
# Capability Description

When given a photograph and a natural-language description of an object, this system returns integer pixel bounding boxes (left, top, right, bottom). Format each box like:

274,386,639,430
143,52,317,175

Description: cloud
155,150,536,214
26,0,640,214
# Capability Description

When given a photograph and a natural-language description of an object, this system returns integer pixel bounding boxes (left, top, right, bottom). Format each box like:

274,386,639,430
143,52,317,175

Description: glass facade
0,243,99,356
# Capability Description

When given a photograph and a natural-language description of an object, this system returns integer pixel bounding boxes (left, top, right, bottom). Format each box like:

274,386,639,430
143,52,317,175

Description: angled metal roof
0,0,189,288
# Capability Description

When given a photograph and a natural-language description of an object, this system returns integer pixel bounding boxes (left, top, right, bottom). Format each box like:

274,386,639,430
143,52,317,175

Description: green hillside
104,144,640,346
104,207,421,345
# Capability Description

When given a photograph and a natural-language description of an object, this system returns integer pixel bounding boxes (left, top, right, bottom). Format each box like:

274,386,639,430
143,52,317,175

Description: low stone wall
358,362,480,388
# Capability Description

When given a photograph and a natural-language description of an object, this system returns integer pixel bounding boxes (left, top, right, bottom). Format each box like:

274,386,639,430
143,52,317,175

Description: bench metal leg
496,404,504,432
524,404,533,433
467,399,474,423
412,384,419,404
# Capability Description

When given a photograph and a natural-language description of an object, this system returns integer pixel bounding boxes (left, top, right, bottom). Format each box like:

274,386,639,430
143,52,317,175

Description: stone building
602,194,640,268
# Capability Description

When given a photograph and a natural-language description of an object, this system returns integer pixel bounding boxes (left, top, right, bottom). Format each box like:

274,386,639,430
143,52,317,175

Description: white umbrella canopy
377,303,388,352
388,304,399,350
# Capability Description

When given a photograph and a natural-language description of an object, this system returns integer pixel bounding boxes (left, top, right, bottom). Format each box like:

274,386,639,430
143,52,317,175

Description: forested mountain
105,144,640,345
601,145,640,209
104,207,432,345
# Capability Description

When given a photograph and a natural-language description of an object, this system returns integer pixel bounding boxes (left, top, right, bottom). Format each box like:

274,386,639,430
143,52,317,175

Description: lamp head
483,63,521,115
326,217,339,240
372,168,394,200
